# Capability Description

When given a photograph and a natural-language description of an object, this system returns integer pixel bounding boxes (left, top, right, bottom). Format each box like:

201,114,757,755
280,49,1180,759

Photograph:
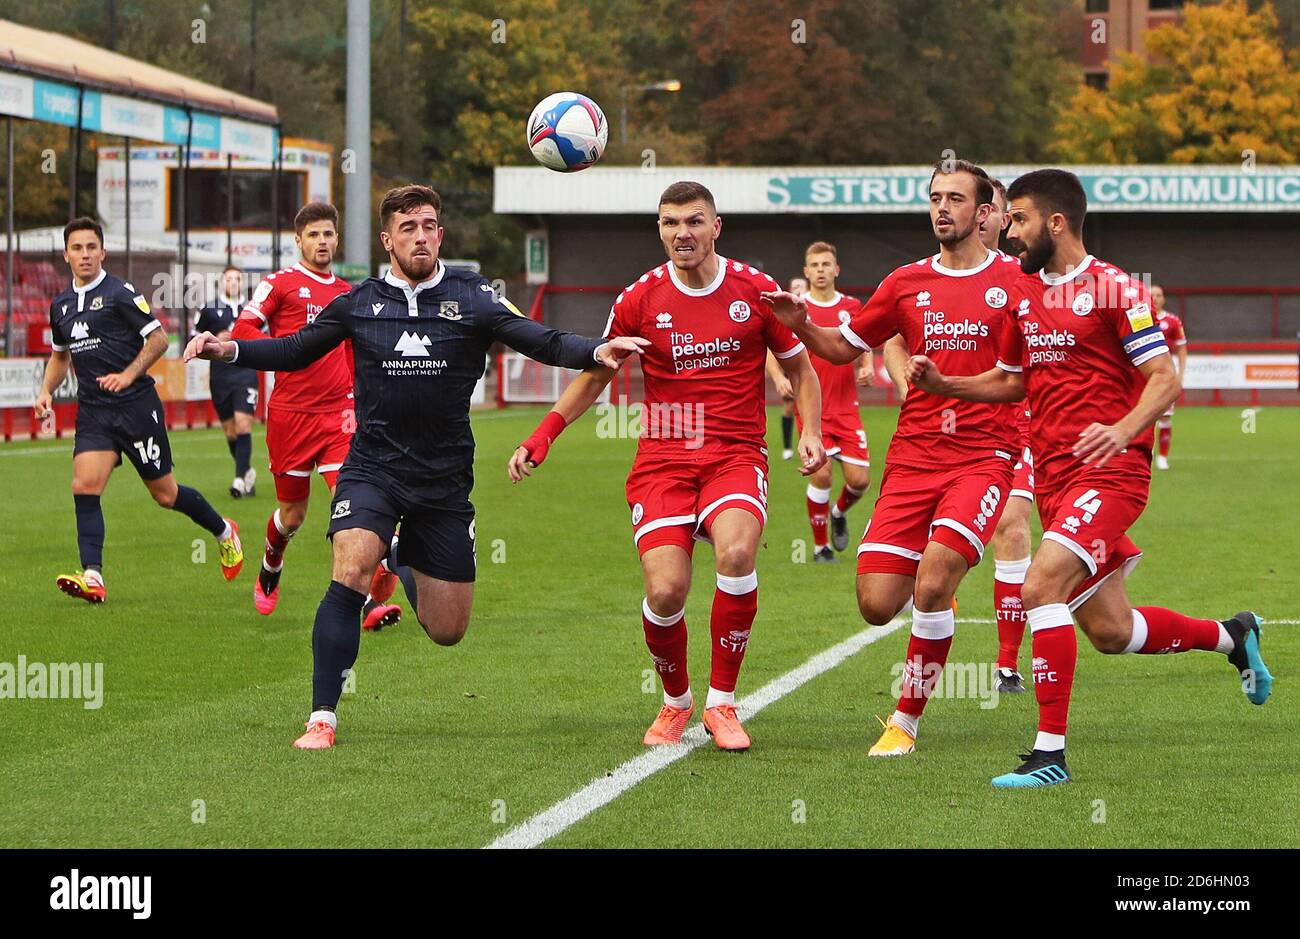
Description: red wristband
519,410,568,466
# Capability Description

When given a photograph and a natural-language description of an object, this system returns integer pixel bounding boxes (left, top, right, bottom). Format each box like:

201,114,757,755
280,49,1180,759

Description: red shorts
1010,445,1035,503
1037,453,1150,611
798,410,869,467
857,457,1015,575
265,407,353,501
627,446,768,555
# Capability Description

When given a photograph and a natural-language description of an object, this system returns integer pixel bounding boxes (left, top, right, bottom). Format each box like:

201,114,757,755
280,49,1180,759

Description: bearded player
1150,284,1187,470
764,160,1025,758
510,181,826,751
797,242,874,563
907,169,1271,788
232,202,401,630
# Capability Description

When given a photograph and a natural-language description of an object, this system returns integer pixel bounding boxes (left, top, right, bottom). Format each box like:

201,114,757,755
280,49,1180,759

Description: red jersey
841,250,1023,470
803,292,863,416
233,263,353,413
998,255,1170,484
1156,310,1187,350
603,257,804,455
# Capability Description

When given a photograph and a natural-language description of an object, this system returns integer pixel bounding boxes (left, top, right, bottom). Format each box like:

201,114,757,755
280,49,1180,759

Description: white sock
993,556,1031,585
1122,608,1149,654
83,568,104,587
665,688,693,709
218,520,233,542
1035,731,1066,752
273,509,294,539
1215,623,1234,655
806,483,831,504
262,557,284,574
705,686,735,709
308,709,337,730
890,709,919,738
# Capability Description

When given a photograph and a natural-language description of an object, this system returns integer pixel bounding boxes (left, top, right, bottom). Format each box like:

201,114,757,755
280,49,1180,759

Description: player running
1150,284,1187,470
194,265,259,498
187,184,645,749
231,203,398,630
794,242,873,563
510,181,825,751
906,169,1272,788
36,217,242,602
764,160,1025,758
766,275,809,461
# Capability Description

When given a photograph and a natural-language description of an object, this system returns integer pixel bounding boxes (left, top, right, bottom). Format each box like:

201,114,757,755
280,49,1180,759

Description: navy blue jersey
231,265,604,507
49,270,162,407
194,297,257,391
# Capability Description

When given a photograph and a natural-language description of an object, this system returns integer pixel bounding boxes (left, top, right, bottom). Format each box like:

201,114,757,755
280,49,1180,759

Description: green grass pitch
1,404,1295,847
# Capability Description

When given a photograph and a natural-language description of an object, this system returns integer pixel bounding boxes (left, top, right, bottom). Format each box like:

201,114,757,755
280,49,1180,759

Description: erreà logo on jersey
656,312,673,329
394,331,433,357
915,291,932,307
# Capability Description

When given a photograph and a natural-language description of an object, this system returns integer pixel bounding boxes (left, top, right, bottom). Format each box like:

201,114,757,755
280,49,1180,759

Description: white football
526,92,608,173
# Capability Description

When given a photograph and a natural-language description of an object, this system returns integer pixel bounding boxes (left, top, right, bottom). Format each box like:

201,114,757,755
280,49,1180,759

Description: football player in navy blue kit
35,218,244,603
194,265,260,498
186,185,647,748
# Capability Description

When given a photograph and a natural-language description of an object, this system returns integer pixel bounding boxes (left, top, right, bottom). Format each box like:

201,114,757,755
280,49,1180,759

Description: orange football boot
292,720,336,750
643,702,694,745
702,704,751,751
56,571,106,604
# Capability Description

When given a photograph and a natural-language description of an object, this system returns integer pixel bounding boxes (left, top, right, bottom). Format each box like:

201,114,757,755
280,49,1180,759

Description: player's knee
71,478,100,497
1020,574,1065,611
856,589,898,626
912,577,952,614
421,613,469,647
1079,613,1131,654
714,542,756,577
646,580,689,616
150,484,177,508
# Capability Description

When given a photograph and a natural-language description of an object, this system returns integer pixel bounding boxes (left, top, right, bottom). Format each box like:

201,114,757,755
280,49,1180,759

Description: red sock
895,608,955,718
264,510,294,568
1158,423,1171,457
1131,607,1222,654
835,484,864,516
642,600,689,698
806,485,830,548
710,572,758,694
993,557,1030,671
1027,604,1077,736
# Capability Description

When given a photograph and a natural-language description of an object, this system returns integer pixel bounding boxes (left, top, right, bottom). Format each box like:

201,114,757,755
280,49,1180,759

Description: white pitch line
484,617,907,850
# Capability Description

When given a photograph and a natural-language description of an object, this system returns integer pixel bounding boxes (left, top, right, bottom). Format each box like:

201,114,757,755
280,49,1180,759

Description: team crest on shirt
89,296,103,311
728,301,751,323
984,287,1008,309
631,503,644,525
839,310,852,325
438,301,462,321
1072,292,1095,316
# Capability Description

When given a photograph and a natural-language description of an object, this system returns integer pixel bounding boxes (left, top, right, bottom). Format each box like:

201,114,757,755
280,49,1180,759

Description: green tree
1054,0,1300,163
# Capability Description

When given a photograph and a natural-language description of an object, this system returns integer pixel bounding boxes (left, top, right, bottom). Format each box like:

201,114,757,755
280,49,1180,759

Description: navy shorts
212,381,258,421
326,475,477,583
73,389,174,481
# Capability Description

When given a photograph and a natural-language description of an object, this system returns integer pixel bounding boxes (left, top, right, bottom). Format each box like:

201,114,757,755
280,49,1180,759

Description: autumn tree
1054,0,1300,163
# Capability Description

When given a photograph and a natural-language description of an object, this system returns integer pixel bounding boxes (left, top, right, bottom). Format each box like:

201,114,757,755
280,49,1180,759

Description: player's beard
934,215,976,246
397,248,437,282
1010,228,1054,275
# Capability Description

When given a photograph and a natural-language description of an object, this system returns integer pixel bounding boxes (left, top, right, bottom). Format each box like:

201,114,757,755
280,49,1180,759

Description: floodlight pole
344,0,371,275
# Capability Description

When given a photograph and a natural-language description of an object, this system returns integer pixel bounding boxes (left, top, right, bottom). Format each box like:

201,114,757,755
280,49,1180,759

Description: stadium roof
495,165,1300,214
0,18,277,125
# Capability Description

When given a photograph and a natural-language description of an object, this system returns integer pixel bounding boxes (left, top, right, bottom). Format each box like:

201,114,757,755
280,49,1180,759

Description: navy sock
171,485,226,537
73,493,105,570
234,433,252,477
311,581,366,710
781,414,794,449
227,437,237,459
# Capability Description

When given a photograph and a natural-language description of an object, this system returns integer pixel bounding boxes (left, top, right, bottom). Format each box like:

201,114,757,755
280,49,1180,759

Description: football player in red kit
795,242,873,563
1150,284,1187,470
907,169,1271,788
232,202,401,630
510,181,826,751
764,160,1026,758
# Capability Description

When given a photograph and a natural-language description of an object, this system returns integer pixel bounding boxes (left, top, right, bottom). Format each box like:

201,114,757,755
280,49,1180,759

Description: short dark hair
293,201,339,236
989,177,1008,207
1006,169,1087,236
63,216,104,247
929,159,993,206
379,185,442,231
659,180,716,214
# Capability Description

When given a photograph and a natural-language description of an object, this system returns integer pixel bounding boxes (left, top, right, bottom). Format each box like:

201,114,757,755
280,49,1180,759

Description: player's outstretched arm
508,366,616,482
906,355,1025,403
1075,353,1180,468
487,302,647,371
186,298,349,371
882,335,910,399
759,289,860,365
778,350,828,476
